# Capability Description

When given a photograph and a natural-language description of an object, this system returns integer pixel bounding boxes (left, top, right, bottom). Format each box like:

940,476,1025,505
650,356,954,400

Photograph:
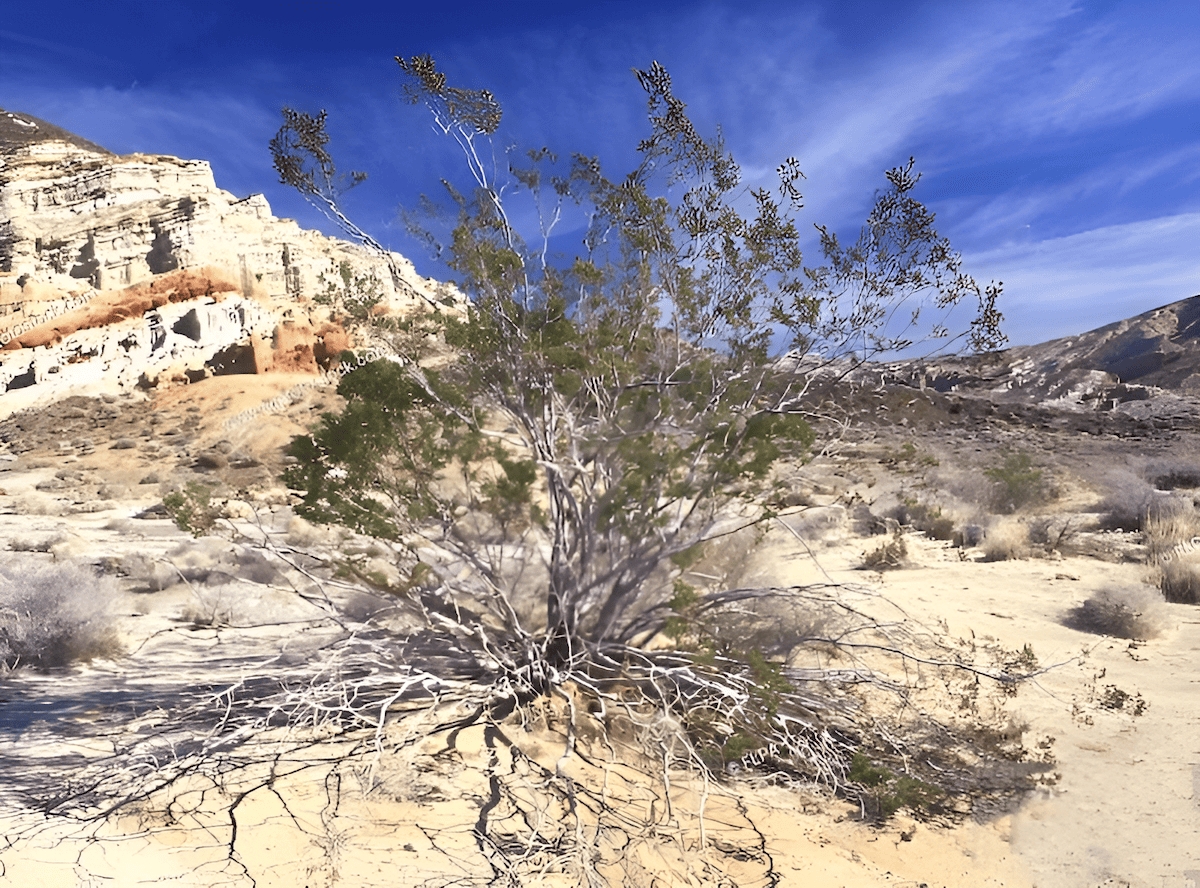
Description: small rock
112,438,138,449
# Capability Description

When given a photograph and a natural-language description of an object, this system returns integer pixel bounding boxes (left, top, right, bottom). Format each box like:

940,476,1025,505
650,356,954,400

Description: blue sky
3,0,1197,347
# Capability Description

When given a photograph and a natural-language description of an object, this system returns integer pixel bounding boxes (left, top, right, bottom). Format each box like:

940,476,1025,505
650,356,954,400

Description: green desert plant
315,259,385,324
0,556,122,670
848,751,943,819
163,482,219,538
985,450,1048,514
263,53,1015,884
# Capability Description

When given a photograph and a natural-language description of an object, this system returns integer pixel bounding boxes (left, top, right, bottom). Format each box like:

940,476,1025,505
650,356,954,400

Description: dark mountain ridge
0,107,112,156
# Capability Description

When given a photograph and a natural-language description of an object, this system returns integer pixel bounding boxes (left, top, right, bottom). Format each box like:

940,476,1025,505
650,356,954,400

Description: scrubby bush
1142,493,1199,563
861,531,908,570
848,751,943,820
0,556,122,670
1094,472,1155,531
892,497,955,540
1158,557,1200,604
1065,584,1171,639
979,518,1030,562
1028,516,1080,554
1147,460,1200,491
163,482,219,537
164,538,283,587
985,451,1048,514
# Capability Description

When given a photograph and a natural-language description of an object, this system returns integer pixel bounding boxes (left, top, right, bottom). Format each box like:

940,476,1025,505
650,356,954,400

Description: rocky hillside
856,293,1200,423
0,108,451,417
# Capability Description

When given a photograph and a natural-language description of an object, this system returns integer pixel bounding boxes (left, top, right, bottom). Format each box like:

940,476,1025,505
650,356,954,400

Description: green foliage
884,441,939,471
315,260,385,323
848,752,943,819
163,482,218,537
283,359,463,539
985,450,1047,514
896,497,955,540
848,751,892,786
273,55,1004,658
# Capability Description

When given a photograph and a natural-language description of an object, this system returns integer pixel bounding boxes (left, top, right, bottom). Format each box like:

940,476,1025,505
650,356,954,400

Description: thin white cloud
967,213,1200,345
999,8,1200,137
938,145,1200,249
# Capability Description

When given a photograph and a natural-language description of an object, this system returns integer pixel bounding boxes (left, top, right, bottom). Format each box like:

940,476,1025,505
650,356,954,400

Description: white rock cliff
0,109,450,417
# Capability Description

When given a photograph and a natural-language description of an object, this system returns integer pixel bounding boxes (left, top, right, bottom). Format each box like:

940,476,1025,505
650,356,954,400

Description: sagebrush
0,555,122,670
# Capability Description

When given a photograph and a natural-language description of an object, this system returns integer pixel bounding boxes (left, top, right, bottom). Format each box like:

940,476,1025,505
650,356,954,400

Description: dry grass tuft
980,518,1030,562
860,531,908,570
1142,493,1200,563
1158,556,1200,604
1065,584,1171,639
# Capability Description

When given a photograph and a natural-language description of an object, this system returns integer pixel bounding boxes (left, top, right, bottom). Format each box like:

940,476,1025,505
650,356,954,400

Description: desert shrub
862,531,908,570
1148,460,1200,491
12,494,67,517
1158,557,1200,604
1097,685,1148,715
1028,516,1080,554
1094,472,1155,531
164,538,283,587
119,552,178,592
163,482,219,537
0,556,122,670
1143,493,1199,563
8,533,62,553
979,518,1029,562
848,751,943,820
1065,584,1171,639
881,441,939,472
984,451,1048,514
285,514,333,548
892,498,955,541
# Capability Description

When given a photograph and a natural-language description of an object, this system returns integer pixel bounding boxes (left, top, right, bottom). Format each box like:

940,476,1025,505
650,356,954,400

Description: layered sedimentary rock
0,109,450,417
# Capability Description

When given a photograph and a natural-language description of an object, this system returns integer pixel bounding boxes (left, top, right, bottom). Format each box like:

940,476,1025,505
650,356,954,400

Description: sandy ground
1,374,1199,887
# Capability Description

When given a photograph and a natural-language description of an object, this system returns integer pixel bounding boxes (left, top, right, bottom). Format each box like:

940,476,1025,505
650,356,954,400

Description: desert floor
1,375,1198,887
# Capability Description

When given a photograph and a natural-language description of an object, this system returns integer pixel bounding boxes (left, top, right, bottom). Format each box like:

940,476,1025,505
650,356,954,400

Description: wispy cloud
2,1,1195,348
968,213,1200,345
994,5,1200,137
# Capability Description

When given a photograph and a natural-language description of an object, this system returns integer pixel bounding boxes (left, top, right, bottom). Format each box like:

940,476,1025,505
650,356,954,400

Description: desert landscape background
2,108,1200,888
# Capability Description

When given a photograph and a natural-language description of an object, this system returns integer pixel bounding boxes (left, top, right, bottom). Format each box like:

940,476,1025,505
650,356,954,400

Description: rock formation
837,293,1200,421
0,108,452,417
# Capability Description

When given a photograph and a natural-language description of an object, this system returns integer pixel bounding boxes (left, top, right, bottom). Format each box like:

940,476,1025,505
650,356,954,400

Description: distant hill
0,107,112,156
1009,294,1200,391
871,294,1200,418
